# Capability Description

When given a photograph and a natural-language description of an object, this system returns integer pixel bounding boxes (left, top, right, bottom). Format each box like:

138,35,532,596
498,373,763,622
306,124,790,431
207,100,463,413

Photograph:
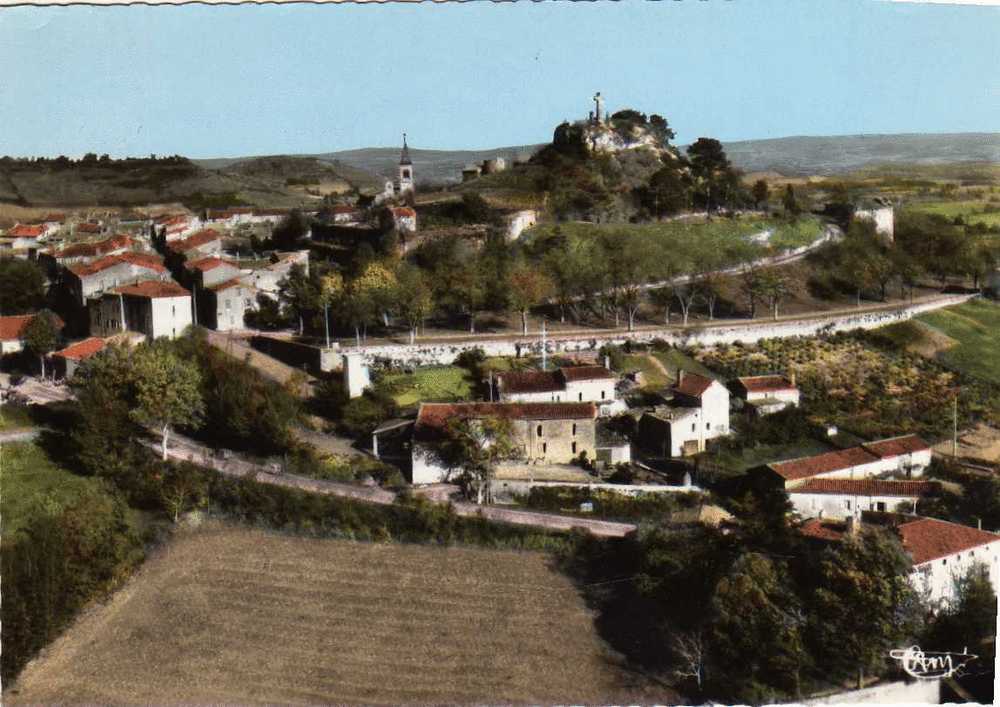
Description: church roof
399,135,412,166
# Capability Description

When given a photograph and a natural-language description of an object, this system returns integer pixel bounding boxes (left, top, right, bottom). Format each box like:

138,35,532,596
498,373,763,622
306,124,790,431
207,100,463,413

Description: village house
248,208,292,225
41,233,133,267
152,213,201,242
49,336,106,378
73,221,107,238
411,402,598,484
461,165,482,182
0,224,48,259
0,313,65,355
328,204,363,224
788,478,939,519
199,278,256,331
764,434,933,489
90,280,192,340
66,252,170,306
167,229,223,259
382,206,417,234
638,371,731,457
239,250,309,297
494,365,622,414
183,256,242,289
801,513,1000,606
732,373,801,415
854,197,895,242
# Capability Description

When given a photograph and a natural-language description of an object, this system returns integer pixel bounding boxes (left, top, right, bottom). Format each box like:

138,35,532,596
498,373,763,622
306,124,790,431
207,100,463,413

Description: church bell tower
396,133,414,196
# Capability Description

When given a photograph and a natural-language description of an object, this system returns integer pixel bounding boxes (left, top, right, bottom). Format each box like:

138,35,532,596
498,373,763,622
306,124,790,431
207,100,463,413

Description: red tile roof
768,447,880,482
57,234,132,259
207,277,248,292
52,337,105,361
113,281,190,299
155,214,188,226
790,478,939,497
115,252,167,272
67,251,165,278
391,207,416,218
736,375,798,394
899,517,1000,565
673,372,716,398
167,229,221,253
8,224,45,238
862,435,930,459
184,256,238,272
799,518,848,542
497,370,562,394
0,313,64,341
331,205,358,214
75,222,103,234
415,402,596,441
559,365,616,383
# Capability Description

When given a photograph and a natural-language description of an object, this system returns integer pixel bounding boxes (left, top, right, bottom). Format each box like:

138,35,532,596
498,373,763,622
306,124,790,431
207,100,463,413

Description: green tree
130,345,205,460
271,209,310,250
603,230,654,331
809,528,925,688
751,179,770,210
923,563,996,657
0,259,47,315
433,416,517,504
22,310,61,378
507,264,554,336
160,461,208,523
687,138,731,212
394,264,434,344
782,184,800,217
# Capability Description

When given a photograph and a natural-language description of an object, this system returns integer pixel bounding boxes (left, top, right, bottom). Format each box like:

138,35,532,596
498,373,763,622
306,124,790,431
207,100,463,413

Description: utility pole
953,395,958,458
540,318,547,371
324,302,330,349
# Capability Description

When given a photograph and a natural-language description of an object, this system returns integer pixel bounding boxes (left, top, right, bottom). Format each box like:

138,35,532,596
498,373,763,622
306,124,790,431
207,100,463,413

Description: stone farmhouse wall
331,294,975,369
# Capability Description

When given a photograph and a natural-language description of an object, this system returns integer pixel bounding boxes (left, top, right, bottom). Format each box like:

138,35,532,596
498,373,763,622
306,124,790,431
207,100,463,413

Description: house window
172,305,176,316
692,423,696,432
706,422,710,430
572,442,577,454
542,442,547,454
536,425,543,437
579,392,583,401
942,559,947,566
572,424,577,436
876,502,886,512
601,390,605,400
845,500,852,510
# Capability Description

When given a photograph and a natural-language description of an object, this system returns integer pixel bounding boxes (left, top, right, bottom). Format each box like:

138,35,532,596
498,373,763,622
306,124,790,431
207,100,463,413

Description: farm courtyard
7,525,650,705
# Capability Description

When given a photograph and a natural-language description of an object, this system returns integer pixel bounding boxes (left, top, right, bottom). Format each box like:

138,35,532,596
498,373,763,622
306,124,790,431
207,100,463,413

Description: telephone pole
952,394,958,458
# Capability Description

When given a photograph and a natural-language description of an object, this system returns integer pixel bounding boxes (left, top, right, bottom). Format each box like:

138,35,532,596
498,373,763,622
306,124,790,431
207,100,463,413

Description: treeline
0,154,191,168
562,490,995,703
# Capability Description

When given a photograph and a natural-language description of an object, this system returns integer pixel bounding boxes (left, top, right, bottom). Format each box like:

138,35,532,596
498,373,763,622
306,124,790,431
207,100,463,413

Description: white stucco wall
790,492,918,520
746,388,800,406
911,544,1000,606
149,295,193,339
564,378,616,404
854,206,894,241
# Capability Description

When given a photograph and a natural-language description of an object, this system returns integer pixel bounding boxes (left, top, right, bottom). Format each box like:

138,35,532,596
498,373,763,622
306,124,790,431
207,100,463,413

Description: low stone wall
799,678,939,705
250,335,338,374
494,479,704,499
334,294,976,368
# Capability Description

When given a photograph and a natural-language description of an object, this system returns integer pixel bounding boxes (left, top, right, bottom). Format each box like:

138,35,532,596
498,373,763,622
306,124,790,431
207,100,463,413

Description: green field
917,299,1000,384
0,442,100,535
620,354,669,389
524,215,824,263
906,200,1000,227
377,365,476,406
0,404,35,432
652,348,720,382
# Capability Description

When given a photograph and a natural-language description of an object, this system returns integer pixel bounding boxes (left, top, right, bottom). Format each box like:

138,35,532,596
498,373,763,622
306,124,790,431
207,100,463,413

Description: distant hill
718,133,1000,176
0,155,381,209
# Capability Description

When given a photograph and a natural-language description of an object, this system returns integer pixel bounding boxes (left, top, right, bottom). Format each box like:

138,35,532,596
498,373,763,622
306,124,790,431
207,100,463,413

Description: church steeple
399,132,412,166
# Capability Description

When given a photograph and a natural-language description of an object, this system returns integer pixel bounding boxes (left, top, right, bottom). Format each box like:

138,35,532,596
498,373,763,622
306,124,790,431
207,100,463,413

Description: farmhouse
329,204,363,224
43,233,133,267
184,256,242,289
411,402,598,484
801,513,1000,605
763,434,933,489
152,214,201,241
66,252,169,306
788,478,939,519
732,373,800,415
495,365,619,410
0,224,48,258
74,221,107,237
0,313,65,355
637,371,731,457
239,250,309,296
854,198,895,241
504,209,538,241
200,278,256,331
385,206,417,234
90,280,192,340
50,336,106,378
167,229,223,258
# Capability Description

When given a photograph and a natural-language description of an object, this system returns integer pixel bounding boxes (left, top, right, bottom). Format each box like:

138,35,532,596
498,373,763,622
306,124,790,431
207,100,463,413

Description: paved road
161,433,636,538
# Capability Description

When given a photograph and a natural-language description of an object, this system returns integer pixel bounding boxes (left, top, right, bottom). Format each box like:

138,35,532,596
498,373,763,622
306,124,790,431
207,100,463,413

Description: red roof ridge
112,281,190,299
53,337,106,361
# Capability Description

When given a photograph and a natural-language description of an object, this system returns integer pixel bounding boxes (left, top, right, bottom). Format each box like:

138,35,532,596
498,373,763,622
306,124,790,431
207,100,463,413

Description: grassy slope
7,526,647,704
905,199,1000,227
0,404,35,432
917,299,1000,384
0,442,98,534
378,365,476,406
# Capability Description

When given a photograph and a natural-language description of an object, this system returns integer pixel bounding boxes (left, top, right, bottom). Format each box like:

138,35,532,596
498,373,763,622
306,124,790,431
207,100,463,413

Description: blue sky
1,0,997,158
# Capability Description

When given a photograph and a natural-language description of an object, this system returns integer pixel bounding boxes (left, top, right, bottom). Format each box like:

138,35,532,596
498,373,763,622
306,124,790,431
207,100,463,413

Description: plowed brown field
7,525,656,705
